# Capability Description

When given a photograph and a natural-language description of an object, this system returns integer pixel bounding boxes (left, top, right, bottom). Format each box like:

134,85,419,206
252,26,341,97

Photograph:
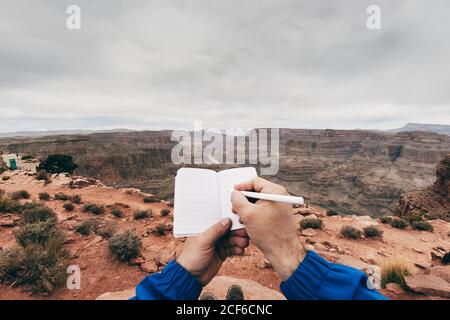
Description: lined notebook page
218,167,258,230
173,168,221,237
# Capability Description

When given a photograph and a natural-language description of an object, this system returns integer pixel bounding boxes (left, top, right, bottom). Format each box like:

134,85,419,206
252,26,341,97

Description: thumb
200,217,232,244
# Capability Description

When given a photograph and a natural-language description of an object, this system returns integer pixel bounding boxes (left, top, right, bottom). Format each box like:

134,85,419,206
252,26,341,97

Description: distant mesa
389,123,450,136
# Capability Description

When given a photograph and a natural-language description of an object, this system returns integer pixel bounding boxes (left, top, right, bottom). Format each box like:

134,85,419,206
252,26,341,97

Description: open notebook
173,167,257,237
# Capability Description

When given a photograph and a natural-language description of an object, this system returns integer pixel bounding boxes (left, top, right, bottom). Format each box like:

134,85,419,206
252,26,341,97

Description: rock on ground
96,289,135,300
202,276,285,300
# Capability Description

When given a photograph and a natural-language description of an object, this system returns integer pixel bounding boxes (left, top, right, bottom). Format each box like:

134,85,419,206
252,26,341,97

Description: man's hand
232,178,306,281
176,218,250,286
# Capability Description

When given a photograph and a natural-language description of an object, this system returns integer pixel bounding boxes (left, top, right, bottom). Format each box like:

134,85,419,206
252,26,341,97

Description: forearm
280,251,387,300
133,260,202,300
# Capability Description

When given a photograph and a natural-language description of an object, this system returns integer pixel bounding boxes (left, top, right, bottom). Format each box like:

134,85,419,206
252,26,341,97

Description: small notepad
173,167,257,237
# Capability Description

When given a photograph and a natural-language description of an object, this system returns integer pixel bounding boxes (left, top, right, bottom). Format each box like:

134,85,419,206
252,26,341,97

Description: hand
176,218,250,286
232,178,306,281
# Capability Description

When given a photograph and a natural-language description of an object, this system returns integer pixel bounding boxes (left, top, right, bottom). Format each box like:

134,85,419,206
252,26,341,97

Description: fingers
222,235,249,249
234,177,269,192
225,247,244,256
229,229,248,238
231,191,255,222
200,217,232,245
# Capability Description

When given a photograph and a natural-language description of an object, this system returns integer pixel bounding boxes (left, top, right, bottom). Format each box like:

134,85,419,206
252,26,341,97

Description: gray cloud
0,0,449,133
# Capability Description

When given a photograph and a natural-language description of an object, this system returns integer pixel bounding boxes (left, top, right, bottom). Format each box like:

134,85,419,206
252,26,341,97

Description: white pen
239,190,304,206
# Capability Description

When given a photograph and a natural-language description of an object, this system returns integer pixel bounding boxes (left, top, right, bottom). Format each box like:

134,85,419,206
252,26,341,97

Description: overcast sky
0,0,449,133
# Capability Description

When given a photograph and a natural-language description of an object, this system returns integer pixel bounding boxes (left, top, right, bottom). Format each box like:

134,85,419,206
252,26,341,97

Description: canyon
1,128,449,217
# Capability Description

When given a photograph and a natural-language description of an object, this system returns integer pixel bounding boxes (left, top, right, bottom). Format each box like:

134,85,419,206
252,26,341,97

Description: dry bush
390,218,408,229
21,206,57,225
160,208,171,217
155,223,167,236
380,216,393,224
15,220,64,247
11,190,31,200
71,195,82,204
143,197,159,203
95,221,117,239
340,226,362,240
363,225,383,239
63,201,75,211
54,192,70,201
38,192,51,201
0,195,21,213
75,219,97,236
380,258,411,289
326,209,339,216
83,203,104,215
108,230,142,261
300,218,323,230
111,208,124,218
134,210,150,220
36,170,51,183
411,220,433,232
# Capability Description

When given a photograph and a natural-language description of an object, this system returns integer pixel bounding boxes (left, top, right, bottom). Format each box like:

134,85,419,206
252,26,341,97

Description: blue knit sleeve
133,260,202,300
280,251,387,300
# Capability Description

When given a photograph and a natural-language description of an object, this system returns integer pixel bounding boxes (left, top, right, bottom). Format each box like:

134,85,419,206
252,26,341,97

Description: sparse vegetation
407,213,423,224
95,221,117,239
143,197,159,203
380,216,393,224
37,154,78,174
390,218,408,229
155,223,167,236
11,190,31,200
36,170,51,183
363,225,383,239
75,219,97,236
0,195,21,213
0,241,69,294
0,203,69,294
63,201,75,211
15,220,64,247
83,203,104,215
21,206,57,225
299,218,323,230
71,195,81,204
134,210,150,220
54,192,70,201
38,192,51,201
326,209,339,216
160,208,170,217
340,226,362,240
381,258,411,289
111,208,124,218
411,220,433,232
108,230,142,261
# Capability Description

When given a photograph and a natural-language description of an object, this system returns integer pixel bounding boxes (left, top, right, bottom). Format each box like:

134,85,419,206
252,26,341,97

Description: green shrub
11,190,31,200
411,220,433,232
381,258,411,289
390,218,408,229
108,231,142,261
75,220,96,236
340,226,362,240
143,197,159,203
155,223,167,236
71,195,81,204
134,210,150,220
37,154,78,174
160,208,171,217
326,209,339,216
111,208,124,218
15,220,64,247
21,206,57,225
299,218,323,230
63,201,75,211
54,192,70,201
0,241,69,294
83,203,104,215
38,192,51,201
95,221,117,239
36,170,51,182
363,225,383,239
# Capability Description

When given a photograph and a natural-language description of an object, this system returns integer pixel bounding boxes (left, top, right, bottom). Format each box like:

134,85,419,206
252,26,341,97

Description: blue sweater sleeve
133,260,202,300
280,251,387,300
